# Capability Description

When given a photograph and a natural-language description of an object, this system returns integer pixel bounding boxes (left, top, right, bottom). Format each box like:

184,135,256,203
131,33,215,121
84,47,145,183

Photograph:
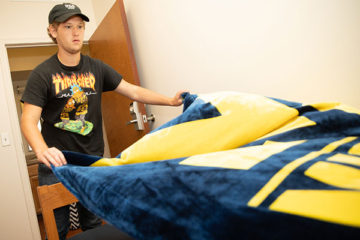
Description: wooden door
89,0,149,157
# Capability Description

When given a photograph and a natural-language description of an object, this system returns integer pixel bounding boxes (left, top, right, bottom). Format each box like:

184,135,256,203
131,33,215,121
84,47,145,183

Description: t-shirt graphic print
53,72,96,136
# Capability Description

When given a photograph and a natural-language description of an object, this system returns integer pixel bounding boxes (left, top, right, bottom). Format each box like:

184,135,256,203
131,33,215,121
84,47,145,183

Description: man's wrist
34,146,48,156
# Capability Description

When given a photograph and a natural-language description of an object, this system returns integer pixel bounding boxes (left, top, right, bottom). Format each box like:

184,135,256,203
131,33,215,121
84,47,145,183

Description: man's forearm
21,119,66,168
133,86,174,105
20,120,48,156
115,80,184,106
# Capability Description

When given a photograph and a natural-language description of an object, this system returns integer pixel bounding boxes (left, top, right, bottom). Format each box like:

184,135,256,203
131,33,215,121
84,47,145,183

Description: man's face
52,16,85,55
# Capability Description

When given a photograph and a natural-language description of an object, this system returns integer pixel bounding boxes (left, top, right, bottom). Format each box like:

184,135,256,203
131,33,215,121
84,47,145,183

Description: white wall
123,0,360,128
0,0,97,42
0,44,40,240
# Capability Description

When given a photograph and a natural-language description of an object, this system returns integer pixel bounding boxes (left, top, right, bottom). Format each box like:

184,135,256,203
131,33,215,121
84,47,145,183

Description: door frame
0,39,57,240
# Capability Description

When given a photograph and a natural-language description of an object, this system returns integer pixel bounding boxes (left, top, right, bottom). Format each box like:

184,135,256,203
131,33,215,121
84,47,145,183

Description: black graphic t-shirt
21,54,122,156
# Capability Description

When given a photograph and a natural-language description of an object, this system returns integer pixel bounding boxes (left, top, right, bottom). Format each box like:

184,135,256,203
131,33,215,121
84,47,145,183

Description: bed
52,91,360,239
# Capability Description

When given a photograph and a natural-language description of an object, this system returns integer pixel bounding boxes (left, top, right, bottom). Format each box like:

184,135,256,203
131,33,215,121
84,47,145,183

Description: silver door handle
128,102,144,130
127,119,138,125
143,114,155,123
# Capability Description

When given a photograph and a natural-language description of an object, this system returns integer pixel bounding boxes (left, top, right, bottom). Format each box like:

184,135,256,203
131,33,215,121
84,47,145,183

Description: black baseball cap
48,3,89,24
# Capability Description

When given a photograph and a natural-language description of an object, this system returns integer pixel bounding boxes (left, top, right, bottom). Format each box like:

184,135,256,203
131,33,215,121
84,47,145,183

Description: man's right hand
36,147,67,168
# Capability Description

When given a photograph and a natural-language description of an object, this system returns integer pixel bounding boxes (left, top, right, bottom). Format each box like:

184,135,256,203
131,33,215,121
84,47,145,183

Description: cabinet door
89,0,150,157
28,164,41,214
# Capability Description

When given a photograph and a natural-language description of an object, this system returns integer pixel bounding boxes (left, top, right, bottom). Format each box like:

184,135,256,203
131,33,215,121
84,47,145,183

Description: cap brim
54,12,89,23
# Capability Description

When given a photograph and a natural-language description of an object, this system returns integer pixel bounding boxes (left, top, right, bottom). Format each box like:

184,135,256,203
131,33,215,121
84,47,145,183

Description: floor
38,214,82,239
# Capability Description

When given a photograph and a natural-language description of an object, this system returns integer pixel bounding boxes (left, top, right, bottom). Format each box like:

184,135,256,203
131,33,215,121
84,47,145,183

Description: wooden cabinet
27,162,41,214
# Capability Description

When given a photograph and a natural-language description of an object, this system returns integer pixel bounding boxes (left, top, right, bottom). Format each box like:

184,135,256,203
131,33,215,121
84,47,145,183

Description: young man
21,3,184,239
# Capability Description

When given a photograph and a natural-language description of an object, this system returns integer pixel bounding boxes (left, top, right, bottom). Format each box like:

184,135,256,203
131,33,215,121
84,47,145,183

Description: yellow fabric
328,153,360,167
269,149,360,227
114,92,298,166
247,137,357,207
258,116,316,140
305,161,360,190
270,190,360,227
179,140,305,170
349,143,360,156
311,102,360,115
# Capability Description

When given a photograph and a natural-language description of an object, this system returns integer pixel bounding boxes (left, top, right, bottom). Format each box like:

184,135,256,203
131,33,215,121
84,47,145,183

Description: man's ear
48,24,57,39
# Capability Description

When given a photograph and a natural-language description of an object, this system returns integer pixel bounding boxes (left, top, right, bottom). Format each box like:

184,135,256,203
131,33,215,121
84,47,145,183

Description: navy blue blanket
53,92,360,239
